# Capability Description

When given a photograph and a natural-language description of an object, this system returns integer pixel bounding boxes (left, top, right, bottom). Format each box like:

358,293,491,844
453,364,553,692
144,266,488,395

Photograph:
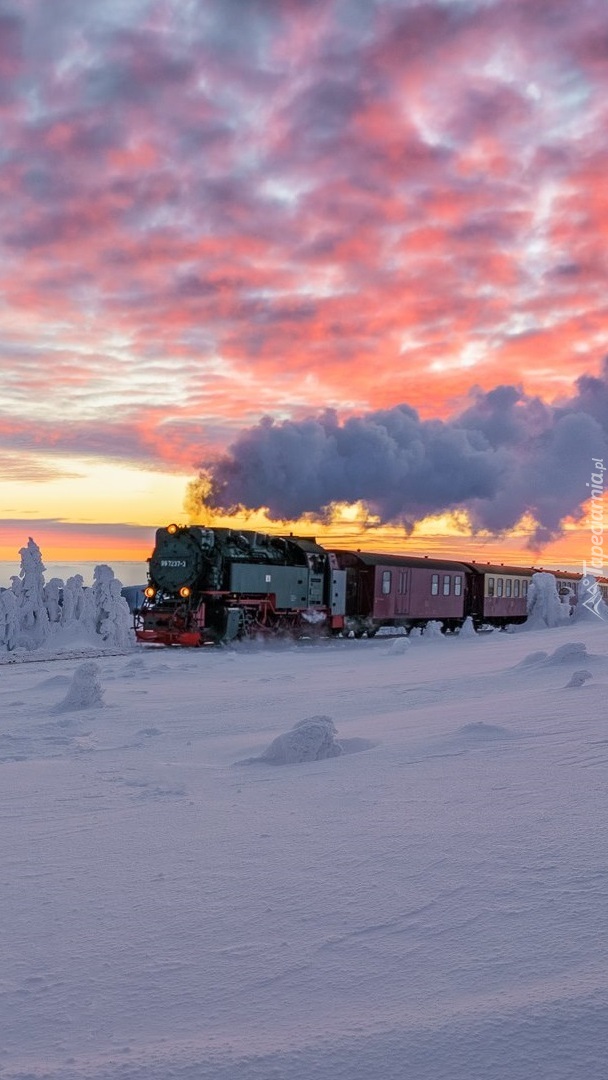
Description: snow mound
458,616,477,638
124,656,145,671
544,642,588,665
53,661,105,712
339,736,378,753
35,674,70,690
424,721,516,760
517,643,591,669
452,721,514,743
564,669,593,688
386,637,410,655
121,656,147,678
247,715,343,765
424,620,443,638
48,623,111,652
518,650,549,666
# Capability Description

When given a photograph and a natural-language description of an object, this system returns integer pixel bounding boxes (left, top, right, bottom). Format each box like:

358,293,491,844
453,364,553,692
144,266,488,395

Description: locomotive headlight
167,523,178,534
179,586,191,598
144,586,156,598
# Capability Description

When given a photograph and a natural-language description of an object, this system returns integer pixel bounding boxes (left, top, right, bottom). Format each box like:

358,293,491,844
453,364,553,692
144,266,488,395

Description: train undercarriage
135,592,344,647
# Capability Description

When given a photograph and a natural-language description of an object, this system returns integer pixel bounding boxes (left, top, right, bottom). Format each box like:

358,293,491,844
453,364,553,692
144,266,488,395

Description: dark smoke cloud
200,362,608,543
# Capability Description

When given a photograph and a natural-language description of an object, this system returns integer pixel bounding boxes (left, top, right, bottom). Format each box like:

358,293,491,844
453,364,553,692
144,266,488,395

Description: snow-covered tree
14,538,50,648
61,574,86,627
1,539,136,653
92,565,134,647
526,572,571,629
0,589,19,651
81,582,99,637
108,577,135,648
44,577,63,624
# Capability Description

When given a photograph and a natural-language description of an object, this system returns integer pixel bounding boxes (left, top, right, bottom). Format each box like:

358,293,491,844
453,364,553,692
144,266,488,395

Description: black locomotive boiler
136,524,347,645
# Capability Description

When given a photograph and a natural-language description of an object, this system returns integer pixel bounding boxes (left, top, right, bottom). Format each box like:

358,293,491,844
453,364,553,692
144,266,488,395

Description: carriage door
395,568,410,615
467,571,484,622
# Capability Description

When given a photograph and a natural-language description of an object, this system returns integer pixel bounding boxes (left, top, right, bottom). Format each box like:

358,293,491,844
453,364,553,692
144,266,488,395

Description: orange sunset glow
2,0,608,581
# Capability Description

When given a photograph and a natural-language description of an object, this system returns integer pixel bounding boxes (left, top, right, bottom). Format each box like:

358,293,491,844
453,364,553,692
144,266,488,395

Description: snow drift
3,614,608,1080
53,661,105,712
246,715,344,764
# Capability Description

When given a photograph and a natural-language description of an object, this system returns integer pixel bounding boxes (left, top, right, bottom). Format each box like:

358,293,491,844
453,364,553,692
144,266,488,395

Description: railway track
0,647,133,666
0,631,412,666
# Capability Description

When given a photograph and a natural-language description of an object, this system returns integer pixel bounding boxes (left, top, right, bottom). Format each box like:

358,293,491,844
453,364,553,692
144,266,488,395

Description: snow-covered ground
2,623,608,1080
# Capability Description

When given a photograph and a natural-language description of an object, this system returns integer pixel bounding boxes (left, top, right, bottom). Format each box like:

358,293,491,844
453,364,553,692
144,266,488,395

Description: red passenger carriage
330,551,470,634
462,563,534,627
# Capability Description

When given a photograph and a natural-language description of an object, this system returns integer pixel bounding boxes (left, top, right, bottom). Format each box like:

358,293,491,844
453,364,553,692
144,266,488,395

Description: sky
2,0,608,573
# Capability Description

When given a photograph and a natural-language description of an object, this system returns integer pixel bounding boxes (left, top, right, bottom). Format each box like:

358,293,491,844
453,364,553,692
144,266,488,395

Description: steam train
135,524,346,646
134,523,599,646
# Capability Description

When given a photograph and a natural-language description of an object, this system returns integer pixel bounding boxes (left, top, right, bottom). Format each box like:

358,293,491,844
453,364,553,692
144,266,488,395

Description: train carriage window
381,570,392,595
522,580,528,597
487,577,495,597
443,575,451,595
513,579,520,598
505,579,512,597
454,575,462,596
496,578,503,597
399,570,408,593
431,574,439,595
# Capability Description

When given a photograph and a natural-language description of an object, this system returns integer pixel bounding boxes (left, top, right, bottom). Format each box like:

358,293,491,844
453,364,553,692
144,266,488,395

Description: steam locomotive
134,523,598,646
136,524,346,646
